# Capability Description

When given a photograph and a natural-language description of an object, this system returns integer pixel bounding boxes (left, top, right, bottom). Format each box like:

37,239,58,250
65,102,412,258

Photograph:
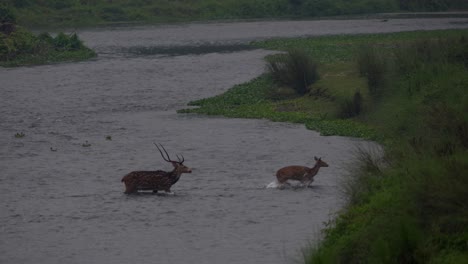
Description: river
1,17,467,264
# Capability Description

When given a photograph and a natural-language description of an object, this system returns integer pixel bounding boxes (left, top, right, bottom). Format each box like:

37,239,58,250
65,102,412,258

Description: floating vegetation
14,132,25,138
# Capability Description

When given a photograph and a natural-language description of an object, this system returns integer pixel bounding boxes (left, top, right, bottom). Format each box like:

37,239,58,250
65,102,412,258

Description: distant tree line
2,0,467,27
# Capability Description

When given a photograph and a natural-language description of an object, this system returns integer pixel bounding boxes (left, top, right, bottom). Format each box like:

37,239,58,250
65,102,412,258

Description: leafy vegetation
2,0,467,28
179,29,468,263
267,49,319,95
0,27,96,67
0,5,96,67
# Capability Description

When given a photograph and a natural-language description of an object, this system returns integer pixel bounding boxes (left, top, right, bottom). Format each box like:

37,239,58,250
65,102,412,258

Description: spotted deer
121,143,192,194
276,156,329,187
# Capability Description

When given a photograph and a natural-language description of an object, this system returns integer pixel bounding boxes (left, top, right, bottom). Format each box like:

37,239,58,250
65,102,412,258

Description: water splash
266,181,281,189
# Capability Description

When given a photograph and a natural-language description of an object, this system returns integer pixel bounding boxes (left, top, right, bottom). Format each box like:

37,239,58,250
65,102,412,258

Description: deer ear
314,156,318,161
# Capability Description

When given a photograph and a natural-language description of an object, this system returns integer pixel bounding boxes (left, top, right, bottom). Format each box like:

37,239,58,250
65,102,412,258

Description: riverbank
4,0,468,29
179,29,468,263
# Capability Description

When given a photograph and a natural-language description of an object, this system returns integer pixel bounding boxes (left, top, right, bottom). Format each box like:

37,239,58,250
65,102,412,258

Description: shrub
267,49,319,95
341,145,386,206
338,91,363,119
69,33,84,50
0,33,16,60
0,5,16,24
357,46,387,98
38,32,54,44
1,26,96,66
52,32,86,51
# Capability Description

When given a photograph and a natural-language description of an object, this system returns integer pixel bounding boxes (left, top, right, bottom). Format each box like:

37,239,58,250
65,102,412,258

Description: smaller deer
121,143,192,194
276,156,329,187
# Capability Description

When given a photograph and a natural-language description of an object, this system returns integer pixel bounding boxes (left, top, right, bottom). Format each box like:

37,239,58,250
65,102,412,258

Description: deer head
154,143,192,174
314,156,329,168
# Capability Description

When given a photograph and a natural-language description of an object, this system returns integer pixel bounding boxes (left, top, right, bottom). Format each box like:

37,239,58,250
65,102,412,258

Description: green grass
179,73,377,139
179,29,468,263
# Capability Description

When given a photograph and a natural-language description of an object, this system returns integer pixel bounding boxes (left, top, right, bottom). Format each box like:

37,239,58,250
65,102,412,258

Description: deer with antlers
121,143,192,194
276,156,329,187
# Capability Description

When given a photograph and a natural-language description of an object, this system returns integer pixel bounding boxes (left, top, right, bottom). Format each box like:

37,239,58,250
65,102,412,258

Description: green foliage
338,91,363,118
53,32,84,51
305,31,468,264
267,49,319,95
357,46,388,98
0,4,16,23
0,26,96,67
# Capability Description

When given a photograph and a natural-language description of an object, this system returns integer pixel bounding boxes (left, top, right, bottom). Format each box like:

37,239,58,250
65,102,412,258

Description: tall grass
307,33,468,264
267,49,319,95
338,91,363,118
357,46,387,98
340,145,386,206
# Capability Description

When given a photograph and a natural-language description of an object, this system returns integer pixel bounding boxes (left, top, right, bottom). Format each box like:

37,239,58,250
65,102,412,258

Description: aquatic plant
14,132,25,138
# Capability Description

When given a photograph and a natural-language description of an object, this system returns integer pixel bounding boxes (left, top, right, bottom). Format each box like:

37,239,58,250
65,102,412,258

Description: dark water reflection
1,17,467,264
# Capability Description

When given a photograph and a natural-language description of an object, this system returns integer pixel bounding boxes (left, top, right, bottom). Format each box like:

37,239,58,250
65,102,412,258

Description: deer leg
124,185,137,194
278,181,291,189
124,187,137,194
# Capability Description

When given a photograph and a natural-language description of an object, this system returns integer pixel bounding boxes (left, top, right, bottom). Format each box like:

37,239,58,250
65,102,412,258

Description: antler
154,143,185,164
154,143,173,163
176,154,184,164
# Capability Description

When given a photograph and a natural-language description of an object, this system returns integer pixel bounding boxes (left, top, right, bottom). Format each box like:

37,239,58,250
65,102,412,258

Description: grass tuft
267,49,319,95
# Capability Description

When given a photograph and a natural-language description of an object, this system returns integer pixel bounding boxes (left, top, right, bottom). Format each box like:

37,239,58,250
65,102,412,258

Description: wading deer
276,157,329,187
121,143,192,194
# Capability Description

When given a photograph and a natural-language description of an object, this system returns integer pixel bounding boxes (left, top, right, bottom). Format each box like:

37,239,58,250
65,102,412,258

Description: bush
1,26,96,66
267,49,319,95
38,32,54,44
53,32,70,50
357,46,387,98
339,91,363,119
52,32,83,51
0,5,16,24
69,33,84,50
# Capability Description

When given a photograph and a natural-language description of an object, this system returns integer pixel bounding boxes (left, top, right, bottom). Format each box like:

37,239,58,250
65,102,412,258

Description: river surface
1,17,467,264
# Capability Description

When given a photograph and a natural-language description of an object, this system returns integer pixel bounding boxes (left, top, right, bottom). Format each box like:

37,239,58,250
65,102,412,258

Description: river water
1,17,467,264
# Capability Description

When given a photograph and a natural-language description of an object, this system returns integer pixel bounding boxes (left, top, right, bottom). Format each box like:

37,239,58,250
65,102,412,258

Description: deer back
276,165,311,183
121,170,174,191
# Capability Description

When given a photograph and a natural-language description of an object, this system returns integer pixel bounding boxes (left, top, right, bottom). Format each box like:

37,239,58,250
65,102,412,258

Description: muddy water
1,18,467,264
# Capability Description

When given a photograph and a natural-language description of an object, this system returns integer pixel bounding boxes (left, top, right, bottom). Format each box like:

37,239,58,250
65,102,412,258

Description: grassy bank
0,28,96,67
179,29,468,263
3,0,468,28
0,5,96,67
0,6,96,67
